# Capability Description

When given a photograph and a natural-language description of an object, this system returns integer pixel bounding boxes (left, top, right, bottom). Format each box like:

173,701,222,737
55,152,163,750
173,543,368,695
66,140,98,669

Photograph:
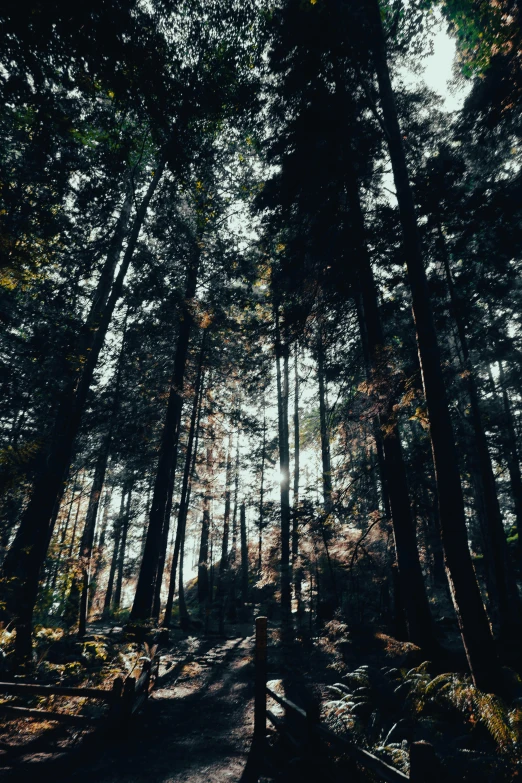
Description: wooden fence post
254,616,267,740
107,676,124,733
305,701,320,751
142,658,152,694
410,741,437,783
120,676,136,736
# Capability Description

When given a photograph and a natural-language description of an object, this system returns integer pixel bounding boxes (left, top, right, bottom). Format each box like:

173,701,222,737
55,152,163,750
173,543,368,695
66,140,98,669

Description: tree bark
103,487,126,617
258,403,267,573
240,501,248,603
131,246,200,622
317,325,333,514
78,445,111,637
497,361,522,570
275,313,292,634
293,345,301,604
1,157,166,661
366,0,499,690
162,336,206,628
198,502,210,605
113,482,133,611
343,143,437,652
216,430,233,635
437,222,522,645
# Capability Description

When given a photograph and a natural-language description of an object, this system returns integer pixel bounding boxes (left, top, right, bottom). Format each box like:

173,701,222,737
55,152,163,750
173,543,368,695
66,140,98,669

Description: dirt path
69,634,273,783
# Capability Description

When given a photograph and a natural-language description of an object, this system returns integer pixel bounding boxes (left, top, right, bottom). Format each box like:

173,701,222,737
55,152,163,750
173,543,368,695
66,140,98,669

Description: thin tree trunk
78,445,111,637
317,326,333,514
178,518,189,630
131,248,201,622
162,338,206,627
49,481,77,595
198,503,210,605
240,501,248,603
293,345,301,606
113,482,133,611
497,362,522,570
258,404,267,574
216,431,233,635
90,484,112,615
366,0,499,690
103,488,126,617
228,429,240,622
275,313,292,634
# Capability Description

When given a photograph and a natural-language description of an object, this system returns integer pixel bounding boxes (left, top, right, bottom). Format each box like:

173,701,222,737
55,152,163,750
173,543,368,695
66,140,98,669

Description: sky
419,15,471,112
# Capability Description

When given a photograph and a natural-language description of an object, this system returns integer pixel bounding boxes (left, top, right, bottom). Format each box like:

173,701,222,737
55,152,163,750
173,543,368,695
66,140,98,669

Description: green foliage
324,661,522,780
438,0,515,76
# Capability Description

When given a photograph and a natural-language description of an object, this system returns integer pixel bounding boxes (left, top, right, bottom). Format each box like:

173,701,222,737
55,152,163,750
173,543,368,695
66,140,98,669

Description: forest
0,0,522,780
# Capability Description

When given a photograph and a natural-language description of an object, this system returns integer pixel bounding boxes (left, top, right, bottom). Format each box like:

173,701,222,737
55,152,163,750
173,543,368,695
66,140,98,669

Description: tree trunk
103,487,126,617
216,431,233,635
317,325,333,514
228,430,240,622
178,517,189,631
366,0,499,690
198,502,210,605
437,221,522,646
89,484,112,616
131,247,200,622
344,149,437,652
275,314,292,634
498,361,522,571
258,404,267,574
162,337,206,628
78,443,111,637
113,482,133,611
293,344,301,605
49,480,77,595
240,501,248,603
1,157,166,662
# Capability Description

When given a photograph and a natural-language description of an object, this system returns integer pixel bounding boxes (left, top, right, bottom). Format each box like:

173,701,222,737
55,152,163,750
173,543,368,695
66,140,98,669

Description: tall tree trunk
366,0,499,690
113,482,133,611
275,314,292,634
345,156,437,652
1,158,166,661
178,518,189,630
131,248,200,622
162,338,206,628
198,502,210,605
258,404,267,574
90,484,112,615
293,344,301,605
240,501,248,604
228,429,240,622
67,487,84,559
103,487,126,617
437,222,522,645
497,361,522,570
78,324,126,637
198,419,215,607
49,480,77,595
317,325,333,514
78,444,111,637
216,431,233,635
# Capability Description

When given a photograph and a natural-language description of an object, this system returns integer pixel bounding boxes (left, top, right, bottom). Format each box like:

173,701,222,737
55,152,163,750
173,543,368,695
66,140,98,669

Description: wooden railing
0,655,159,735
254,616,437,783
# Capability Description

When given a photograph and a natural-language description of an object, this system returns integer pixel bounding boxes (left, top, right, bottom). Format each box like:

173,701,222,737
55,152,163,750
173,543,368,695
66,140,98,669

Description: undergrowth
323,662,522,781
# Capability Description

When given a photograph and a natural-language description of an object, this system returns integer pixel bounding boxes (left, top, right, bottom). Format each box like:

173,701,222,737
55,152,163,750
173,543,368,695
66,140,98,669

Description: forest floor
70,626,273,783
0,619,369,782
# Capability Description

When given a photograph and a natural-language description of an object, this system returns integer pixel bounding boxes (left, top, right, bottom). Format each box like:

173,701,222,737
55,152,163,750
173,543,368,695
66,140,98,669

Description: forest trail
70,632,273,783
